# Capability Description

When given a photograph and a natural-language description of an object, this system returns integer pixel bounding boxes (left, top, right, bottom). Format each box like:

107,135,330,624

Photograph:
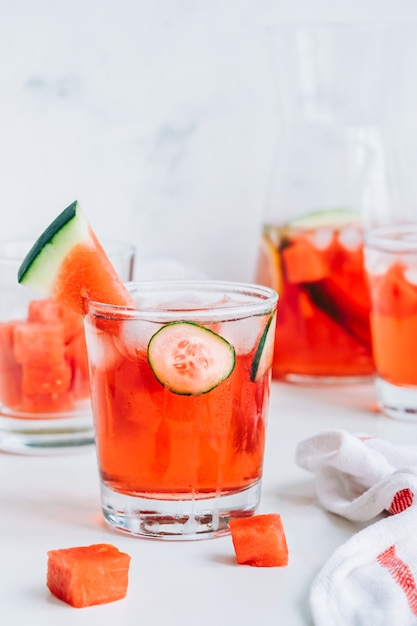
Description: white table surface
1,380,416,626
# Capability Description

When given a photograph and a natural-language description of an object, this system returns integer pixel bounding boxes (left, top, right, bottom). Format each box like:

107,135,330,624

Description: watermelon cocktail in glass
365,225,417,419
84,280,277,540
0,238,134,453
255,211,374,382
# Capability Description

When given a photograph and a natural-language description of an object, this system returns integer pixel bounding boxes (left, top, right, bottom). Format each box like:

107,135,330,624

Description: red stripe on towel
377,545,417,616
388,489,414,515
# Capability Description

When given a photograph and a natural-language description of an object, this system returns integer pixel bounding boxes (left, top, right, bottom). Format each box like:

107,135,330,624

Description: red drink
255,216,374,381
367,262,417,386
365,225,417,418
85,281,277,539
91,343,269,497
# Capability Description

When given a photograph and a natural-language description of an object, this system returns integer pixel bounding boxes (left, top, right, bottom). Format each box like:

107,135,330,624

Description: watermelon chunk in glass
13,322,66,366
0,321,23,408
46,543,131,608
370,261,417,318
229,513,289,567
22,362,72,396
21,390,74,414
28,298,83,342
0,296,93,414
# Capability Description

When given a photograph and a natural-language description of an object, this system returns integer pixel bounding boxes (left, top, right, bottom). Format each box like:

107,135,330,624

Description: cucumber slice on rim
286,208,360,229
18,201,90,292
250,313,276,382
148,321,236,395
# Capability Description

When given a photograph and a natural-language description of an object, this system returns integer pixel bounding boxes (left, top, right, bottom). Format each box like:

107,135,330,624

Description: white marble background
1,0,417,282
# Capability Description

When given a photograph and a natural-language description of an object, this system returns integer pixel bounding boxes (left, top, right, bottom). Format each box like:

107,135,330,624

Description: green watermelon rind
17,201,91,293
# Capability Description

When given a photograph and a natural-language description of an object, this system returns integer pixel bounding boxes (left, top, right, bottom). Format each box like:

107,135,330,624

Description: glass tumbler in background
0,239,135,453
255,24,413,383
365,225,417,419
84,280,278,540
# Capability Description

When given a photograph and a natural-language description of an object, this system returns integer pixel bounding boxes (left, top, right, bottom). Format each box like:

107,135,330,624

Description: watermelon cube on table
46,543,131,608
229,513,289,567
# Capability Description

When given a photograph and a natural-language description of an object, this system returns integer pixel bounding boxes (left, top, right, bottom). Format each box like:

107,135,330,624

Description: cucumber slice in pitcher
250,313,276,382
286,208,360,229
148,321,236,395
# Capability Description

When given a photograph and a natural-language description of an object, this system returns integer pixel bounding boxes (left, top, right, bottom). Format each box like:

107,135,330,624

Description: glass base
0,408,94,454
100,480,262,540
277,372,373,386
376,378,417,420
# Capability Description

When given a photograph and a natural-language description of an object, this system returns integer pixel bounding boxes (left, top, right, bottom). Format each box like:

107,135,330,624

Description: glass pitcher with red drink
255,24,409,383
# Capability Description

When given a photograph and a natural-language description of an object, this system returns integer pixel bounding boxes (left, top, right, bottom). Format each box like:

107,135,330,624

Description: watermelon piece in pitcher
281,237,330,284
46,543,131,608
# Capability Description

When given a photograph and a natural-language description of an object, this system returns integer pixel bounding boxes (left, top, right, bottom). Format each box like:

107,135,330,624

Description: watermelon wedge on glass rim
18,200,134,315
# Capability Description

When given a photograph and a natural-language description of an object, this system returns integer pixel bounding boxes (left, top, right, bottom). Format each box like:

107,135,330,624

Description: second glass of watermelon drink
365,225,417,419
84,280,277,540
0,239,135,453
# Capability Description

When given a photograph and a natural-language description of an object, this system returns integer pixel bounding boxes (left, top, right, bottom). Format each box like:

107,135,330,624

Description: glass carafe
255,24,409,383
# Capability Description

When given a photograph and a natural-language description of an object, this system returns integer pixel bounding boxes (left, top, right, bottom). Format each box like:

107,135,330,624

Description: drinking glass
84,280,278,540
0,239,135,453
365,224,417,419
255,24,412,383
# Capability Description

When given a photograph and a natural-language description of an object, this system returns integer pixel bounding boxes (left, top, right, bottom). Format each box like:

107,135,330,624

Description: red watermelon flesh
46,543,131,608
0,299,91,414
28,298,82,342
52,238,133,315
13,322,66,366
18,202,134,317
229,513,289,567
0,321,23,408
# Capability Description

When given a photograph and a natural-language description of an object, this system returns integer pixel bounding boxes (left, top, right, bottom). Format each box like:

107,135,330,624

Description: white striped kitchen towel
296,429,417,625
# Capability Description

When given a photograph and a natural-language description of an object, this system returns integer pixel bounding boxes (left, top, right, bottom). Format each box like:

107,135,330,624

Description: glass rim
365,223,417,253
86,279,278,322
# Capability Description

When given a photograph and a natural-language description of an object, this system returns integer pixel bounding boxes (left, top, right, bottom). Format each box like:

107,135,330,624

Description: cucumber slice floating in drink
147,321,236,395
250,313,276,382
